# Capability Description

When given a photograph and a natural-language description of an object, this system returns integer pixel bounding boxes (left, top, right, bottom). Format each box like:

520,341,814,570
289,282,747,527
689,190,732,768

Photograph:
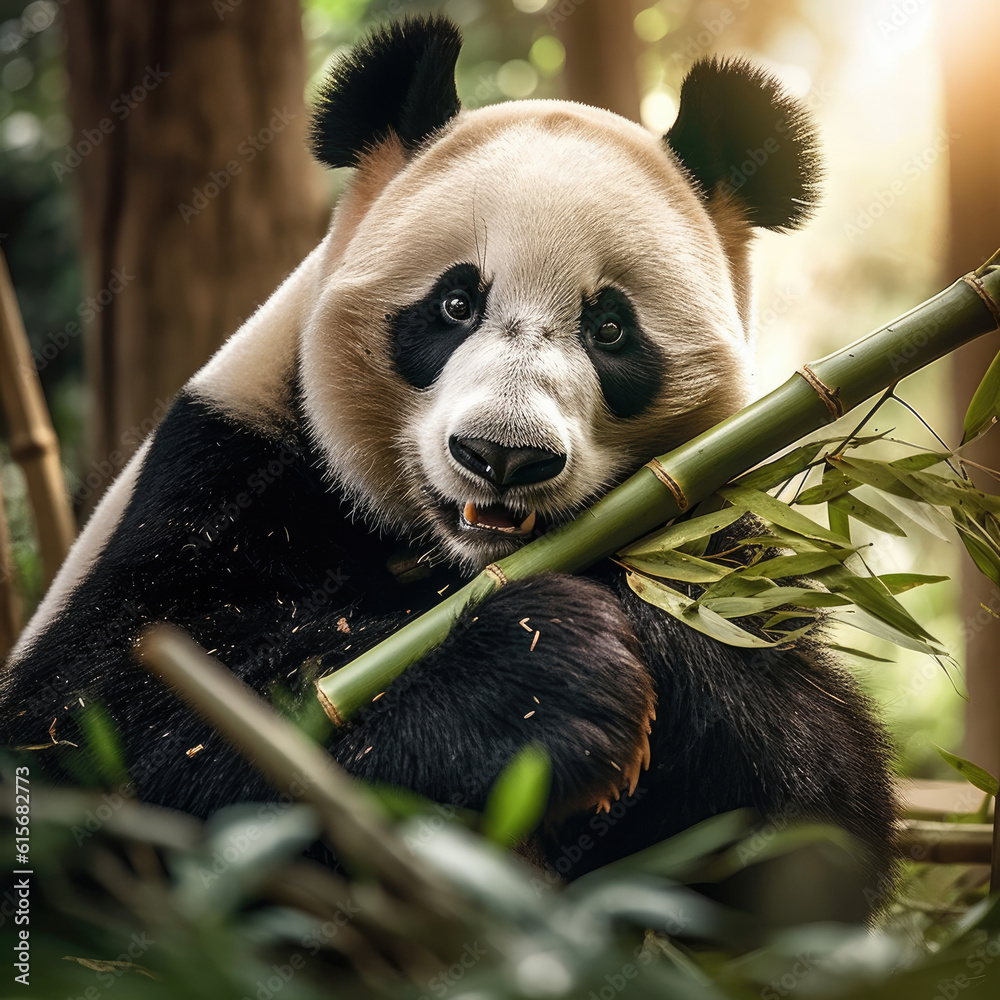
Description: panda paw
340,572,658,820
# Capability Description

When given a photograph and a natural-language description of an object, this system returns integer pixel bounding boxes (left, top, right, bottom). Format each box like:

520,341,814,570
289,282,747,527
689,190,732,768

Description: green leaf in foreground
481,745,551,847
962,347,1000,444
934,744,1000,796
77,702,129,786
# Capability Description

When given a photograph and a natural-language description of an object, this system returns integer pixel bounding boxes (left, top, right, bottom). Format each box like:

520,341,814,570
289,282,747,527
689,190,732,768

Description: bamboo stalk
0,248,75,585
318,254,1000,725
0,472,21,661
136,625,461,915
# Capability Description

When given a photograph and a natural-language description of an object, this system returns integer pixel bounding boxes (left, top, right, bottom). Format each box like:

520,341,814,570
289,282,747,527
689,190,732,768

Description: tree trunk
941,0,1000,777
554,0,641,122
61,0,327,506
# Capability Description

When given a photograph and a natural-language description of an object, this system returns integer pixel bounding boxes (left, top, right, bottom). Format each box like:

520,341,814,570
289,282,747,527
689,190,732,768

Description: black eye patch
391,263,489,389
579,288,664,419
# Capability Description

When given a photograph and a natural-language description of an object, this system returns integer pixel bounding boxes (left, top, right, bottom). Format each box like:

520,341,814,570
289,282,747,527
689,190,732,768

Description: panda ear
665,57,821,231
310,16,462,169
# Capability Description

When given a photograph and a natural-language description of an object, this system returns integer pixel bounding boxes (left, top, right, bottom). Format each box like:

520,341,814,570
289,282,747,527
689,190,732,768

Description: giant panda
1,16,896,906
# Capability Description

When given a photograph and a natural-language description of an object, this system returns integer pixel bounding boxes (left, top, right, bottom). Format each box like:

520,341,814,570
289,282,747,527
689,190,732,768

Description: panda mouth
460,501,537,536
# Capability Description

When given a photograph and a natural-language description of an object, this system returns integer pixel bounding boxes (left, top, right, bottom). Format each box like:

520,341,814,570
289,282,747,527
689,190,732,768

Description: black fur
665,57,821,230
2,393,896,911
310,16,462,168
579,287,665,419
392,262,490,389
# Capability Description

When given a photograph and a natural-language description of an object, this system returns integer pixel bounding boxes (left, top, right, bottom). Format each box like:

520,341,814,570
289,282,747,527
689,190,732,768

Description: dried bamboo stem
0,248,75,585
0,471,21,661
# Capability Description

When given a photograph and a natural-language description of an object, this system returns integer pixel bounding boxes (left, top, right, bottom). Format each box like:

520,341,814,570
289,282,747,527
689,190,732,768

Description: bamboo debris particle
186,744,204,757
530,630,540,651
523,711,535,719
518,617,532,631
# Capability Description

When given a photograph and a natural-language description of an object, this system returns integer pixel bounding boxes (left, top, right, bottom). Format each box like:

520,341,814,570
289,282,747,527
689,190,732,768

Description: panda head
299,16,820,572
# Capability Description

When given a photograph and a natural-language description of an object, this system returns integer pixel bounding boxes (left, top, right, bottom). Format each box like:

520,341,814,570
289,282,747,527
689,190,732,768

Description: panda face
301,102,755,571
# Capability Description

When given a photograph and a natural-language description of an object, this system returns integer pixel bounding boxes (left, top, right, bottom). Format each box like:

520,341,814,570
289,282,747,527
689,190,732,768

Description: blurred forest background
2,0,1000,783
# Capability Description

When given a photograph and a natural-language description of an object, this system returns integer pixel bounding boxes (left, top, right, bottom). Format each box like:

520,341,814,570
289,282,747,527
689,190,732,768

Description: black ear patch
310,16,462,168
665,58,821,231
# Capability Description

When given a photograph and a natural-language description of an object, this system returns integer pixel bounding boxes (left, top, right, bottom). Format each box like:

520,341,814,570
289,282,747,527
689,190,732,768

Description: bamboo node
644,459,689,511
796,364,844,417
484,563,509,587
963,272,1000,329
315,679,345,726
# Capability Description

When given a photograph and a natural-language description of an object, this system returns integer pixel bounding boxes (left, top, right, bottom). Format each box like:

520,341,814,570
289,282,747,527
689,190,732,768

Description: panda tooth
519,510,537,532
463,502,479,525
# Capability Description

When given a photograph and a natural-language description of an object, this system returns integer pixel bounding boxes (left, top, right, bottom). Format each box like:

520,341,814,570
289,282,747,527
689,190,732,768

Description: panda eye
593,319,624,347
441,290,473,323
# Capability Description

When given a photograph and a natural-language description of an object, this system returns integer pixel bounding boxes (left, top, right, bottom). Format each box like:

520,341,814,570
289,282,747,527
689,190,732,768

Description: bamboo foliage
0,248,75,587
318,253,1000,725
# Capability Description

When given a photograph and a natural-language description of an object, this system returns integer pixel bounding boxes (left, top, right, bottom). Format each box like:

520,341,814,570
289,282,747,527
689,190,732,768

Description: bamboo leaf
877,573,948,594
700,587,847,618
696,573,776,602
889,451,950,472
718,485,850,546
821,570,938,643
735,442,826,492
795,467,859,505
827,499,852,541
953,512,1000,585
825,643,894,663
934,744,1000,796
857,486,954,540
962,348,1000,444
621,506,746,557
828,456,920,500
828,494,907,536
742,551,847,579
626,573,791,648
763,610,820,629
834,606,947,657
729,532,835,554
481,745,551,848
620,549,732,584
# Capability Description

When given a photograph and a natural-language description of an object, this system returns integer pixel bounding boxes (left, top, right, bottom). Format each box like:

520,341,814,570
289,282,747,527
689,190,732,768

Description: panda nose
448,435,567,487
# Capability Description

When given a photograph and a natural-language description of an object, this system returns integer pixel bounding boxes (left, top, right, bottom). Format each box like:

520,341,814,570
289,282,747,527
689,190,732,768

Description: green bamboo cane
317,253,1000,726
